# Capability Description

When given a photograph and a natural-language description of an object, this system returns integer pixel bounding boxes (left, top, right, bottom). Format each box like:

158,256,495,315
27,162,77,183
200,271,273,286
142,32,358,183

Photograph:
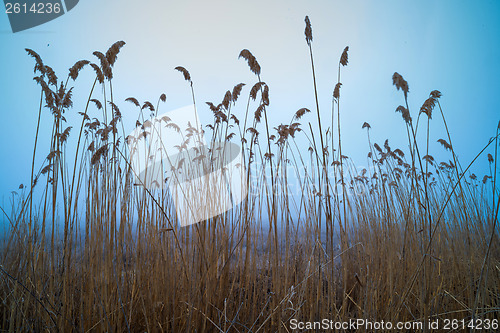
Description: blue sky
0,0,499,207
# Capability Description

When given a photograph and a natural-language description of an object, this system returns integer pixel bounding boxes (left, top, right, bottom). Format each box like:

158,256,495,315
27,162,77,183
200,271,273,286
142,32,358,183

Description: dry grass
1,17,499,332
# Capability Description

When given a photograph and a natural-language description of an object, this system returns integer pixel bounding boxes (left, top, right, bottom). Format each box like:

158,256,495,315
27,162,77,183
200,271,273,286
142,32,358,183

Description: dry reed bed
1,17,499,332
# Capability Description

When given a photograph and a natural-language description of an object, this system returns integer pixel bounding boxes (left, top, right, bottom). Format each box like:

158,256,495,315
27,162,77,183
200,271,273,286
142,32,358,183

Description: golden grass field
1,17,499,332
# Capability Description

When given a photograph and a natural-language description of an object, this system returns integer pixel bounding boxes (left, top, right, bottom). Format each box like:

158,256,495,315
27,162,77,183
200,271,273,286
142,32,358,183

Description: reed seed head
239,49,261,76
255,104,265,123
231,83,245,104
90,63,104,84
142,101,155,112
93,51,113,80
250,81,265,101
294,108,310,120
105,41,126,67
430,90,442,99
395,105,411,124
262,85,269,106
392,72,409,98
333,83,342,100
437,138,452,151
222,90,232,110
69,60,90,81
125,97,140,107
175,66,191,82
304,16,313,45
420,96,436,119
44,65,58,86
25,48,44,74
340,46,349,66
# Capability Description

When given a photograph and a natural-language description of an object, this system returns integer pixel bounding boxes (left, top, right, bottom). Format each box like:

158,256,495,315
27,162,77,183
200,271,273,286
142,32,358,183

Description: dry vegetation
1,17,499,332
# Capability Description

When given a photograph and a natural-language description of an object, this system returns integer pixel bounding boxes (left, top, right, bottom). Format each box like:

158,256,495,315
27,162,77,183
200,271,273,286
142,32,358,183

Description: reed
0,17,499,332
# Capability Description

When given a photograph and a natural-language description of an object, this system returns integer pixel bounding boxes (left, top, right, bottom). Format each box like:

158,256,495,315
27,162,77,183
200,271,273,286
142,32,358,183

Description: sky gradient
1,0,499,207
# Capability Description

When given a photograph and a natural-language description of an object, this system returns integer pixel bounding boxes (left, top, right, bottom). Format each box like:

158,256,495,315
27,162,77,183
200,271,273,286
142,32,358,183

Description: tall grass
1,17,499,332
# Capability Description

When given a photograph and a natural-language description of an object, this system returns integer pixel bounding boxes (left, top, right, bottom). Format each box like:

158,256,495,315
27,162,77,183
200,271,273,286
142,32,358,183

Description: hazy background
1,0,499,209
